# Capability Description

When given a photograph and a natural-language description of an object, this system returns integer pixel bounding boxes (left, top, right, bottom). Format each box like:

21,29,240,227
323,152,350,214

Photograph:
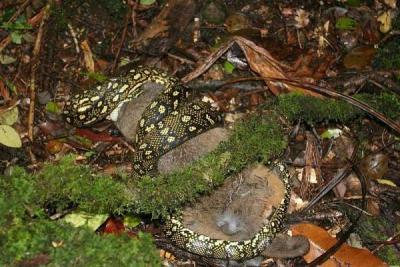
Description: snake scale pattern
63,66,291,261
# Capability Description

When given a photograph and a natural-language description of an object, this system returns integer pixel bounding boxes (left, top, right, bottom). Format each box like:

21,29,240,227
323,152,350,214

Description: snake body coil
64,67,291,261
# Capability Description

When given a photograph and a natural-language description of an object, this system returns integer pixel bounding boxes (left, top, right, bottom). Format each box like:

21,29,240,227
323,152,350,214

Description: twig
371,232,400,254
28,3,51,141
127,0,138,39
120,138,136,154
181,39,235,83
67,23,80,54
222,76,400,135
167,53,196,65
271,77,400,134
302,143,359,213
112,8,130,73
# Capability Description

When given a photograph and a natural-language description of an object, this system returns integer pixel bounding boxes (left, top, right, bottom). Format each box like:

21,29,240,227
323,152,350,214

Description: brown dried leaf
75,128,120,143
359,153,389,181
80,39,95,72
343,46,376,70
291,223,388,267
100,217,125,235
46,139,64,154
0,79,11,102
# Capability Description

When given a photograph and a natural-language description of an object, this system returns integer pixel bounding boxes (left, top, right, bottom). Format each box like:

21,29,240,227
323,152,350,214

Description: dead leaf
0,79,11,102
95,58,110,72
343,46,376,70
80,39,95,72
249,93,263,107
377,11,394,33
46,139,64,154
384,0,396,8
75,128,120,143
182,36,322,97
294,9,310,29
359,153,389,180
291,223,388,267
99,217,125,235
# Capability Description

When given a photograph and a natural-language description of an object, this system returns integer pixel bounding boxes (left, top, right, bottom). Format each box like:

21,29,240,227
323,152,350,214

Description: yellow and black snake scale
63,66,291,261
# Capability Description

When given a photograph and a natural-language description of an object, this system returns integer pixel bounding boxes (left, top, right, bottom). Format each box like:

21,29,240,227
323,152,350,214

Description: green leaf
84,151,96,158
63,212,108,231
0,125,22,148
46,101,60,114
335,17,357,30
10,31,23,44
0,15,32,30
376,179,396,187
124,215,141,228
4,79,17,93
0,107,19,125
140,0,156,5
84,71,108,82
224,60,235,74
321,128,343,139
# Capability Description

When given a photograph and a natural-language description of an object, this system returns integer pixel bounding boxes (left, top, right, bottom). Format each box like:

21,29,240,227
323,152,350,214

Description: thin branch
28,3,51,141
112,8,130,73
221,76,400,135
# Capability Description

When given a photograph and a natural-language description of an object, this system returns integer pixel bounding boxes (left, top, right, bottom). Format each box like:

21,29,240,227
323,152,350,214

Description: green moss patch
277,92,400,124
374,38,400,70
1,222,158,266
0,167,160,267
356,215,400,265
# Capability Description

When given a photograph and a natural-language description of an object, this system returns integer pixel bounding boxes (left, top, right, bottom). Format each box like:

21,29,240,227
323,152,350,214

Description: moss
218,113,287,171
0,221,159,266
356,215,400,265
0,168,160,267
369,92,400,118
277,92,400,124
0,167,43,226
36,155,130,214
374,38,400,70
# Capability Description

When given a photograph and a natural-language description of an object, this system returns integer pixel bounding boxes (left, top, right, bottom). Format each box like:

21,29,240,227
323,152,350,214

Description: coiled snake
63,66,291,261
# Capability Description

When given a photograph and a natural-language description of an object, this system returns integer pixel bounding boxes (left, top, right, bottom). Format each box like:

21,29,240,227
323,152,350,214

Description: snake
63,66,291,261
